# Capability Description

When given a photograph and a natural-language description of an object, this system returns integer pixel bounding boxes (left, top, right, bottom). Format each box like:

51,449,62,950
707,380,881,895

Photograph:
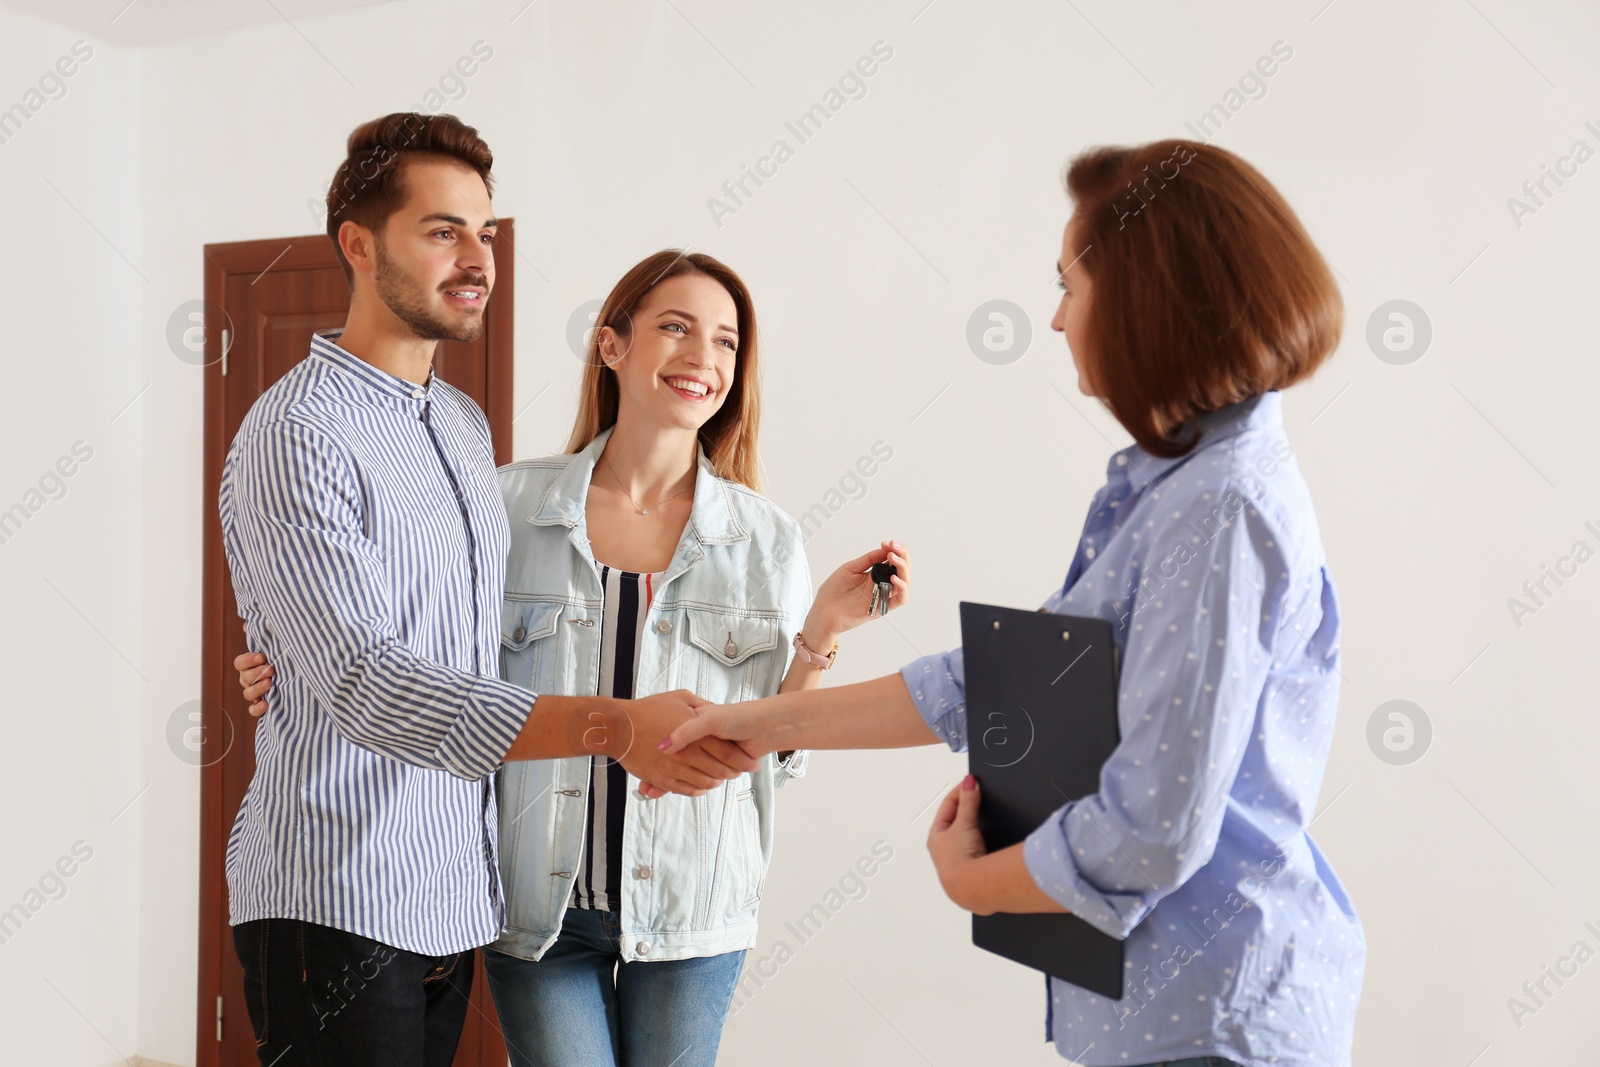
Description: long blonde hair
564,250,763,490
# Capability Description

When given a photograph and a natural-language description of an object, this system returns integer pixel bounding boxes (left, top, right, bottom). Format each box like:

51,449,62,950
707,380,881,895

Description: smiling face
1051,214,1097,397
598,272,740,432
365,156,497,342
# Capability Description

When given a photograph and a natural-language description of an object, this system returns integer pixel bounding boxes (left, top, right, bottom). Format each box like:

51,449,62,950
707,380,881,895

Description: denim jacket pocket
500,599,565,694
683,609,779,702
699,783,766,927
732,787,765,909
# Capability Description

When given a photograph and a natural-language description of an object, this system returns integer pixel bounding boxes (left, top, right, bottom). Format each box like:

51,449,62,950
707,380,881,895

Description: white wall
2,0,1598,1063
0,7,144,1067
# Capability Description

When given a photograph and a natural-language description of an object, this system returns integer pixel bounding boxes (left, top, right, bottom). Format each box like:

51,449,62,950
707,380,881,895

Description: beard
374,238,486,343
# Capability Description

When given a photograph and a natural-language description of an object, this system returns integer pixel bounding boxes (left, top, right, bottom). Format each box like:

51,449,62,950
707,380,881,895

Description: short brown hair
564,250,764,491
324,112,495,285
1065,140,1341,457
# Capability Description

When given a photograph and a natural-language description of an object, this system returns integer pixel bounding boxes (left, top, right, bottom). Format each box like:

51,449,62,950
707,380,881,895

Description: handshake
551,689,775,800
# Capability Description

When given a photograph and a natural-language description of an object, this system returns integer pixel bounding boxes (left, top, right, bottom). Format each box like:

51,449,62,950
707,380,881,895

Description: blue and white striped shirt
219,329,536,955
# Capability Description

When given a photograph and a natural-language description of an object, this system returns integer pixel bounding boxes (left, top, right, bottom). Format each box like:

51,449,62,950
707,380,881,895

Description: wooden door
196,224,516,1066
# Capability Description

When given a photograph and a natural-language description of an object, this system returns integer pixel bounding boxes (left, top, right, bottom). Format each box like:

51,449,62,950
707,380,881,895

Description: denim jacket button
636,865,652,879
512,625,526,642
655,620,671,634
637,941,651,955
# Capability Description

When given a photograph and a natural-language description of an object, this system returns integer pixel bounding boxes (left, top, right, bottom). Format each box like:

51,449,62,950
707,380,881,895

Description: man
219,113,751,1067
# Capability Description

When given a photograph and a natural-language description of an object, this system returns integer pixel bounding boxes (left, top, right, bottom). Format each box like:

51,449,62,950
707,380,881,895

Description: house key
867,561,897,617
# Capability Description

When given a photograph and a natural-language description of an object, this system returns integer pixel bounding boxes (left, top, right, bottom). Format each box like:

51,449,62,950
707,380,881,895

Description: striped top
218,329,537,955
572,563,661,912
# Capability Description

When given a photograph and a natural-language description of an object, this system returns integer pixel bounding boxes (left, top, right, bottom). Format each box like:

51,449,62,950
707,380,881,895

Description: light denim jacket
491,427,811,963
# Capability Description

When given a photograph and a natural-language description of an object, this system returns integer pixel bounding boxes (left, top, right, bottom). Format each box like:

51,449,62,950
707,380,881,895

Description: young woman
235,249,911,1067
664,141,1366,1067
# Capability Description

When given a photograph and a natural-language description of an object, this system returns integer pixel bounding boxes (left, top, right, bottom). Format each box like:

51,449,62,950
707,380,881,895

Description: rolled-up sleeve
1020,483,1288,939
899,647,969,751
229,419,534,780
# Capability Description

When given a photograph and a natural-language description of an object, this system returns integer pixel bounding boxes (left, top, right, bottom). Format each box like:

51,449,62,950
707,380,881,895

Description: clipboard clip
993,616,1071,642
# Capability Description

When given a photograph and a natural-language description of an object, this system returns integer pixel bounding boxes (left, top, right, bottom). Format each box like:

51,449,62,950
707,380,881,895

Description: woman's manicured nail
962,774,976,790
658,739,672,751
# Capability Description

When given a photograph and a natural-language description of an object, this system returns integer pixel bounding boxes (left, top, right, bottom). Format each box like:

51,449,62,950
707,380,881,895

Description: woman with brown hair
237,248,911,1066
482,250,909,1066
665,141,1366,1066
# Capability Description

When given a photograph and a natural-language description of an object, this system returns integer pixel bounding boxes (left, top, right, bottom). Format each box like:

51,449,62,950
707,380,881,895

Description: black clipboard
961,600,1125,1000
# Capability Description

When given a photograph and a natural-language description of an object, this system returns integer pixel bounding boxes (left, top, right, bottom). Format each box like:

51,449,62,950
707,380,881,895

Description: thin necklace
602,453,694,516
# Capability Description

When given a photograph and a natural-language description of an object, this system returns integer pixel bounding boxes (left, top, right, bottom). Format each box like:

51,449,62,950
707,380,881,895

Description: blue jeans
484,908,746,1067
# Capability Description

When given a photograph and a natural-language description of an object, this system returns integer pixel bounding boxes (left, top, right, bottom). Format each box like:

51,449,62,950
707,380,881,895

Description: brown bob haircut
1065,140,1341,457
564,250,764,491
324,112,495,285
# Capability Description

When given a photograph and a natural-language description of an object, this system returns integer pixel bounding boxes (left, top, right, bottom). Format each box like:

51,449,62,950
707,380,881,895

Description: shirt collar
310,328,435,403
530,425,749,544
1109,391,1283,488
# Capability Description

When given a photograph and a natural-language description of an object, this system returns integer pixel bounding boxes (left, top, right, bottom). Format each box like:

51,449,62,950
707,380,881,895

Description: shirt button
410,387,426,399
656,620,671,634
636,865,652,879
1115,454,1128,467
1085,547,1096,559
637,941,651,955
